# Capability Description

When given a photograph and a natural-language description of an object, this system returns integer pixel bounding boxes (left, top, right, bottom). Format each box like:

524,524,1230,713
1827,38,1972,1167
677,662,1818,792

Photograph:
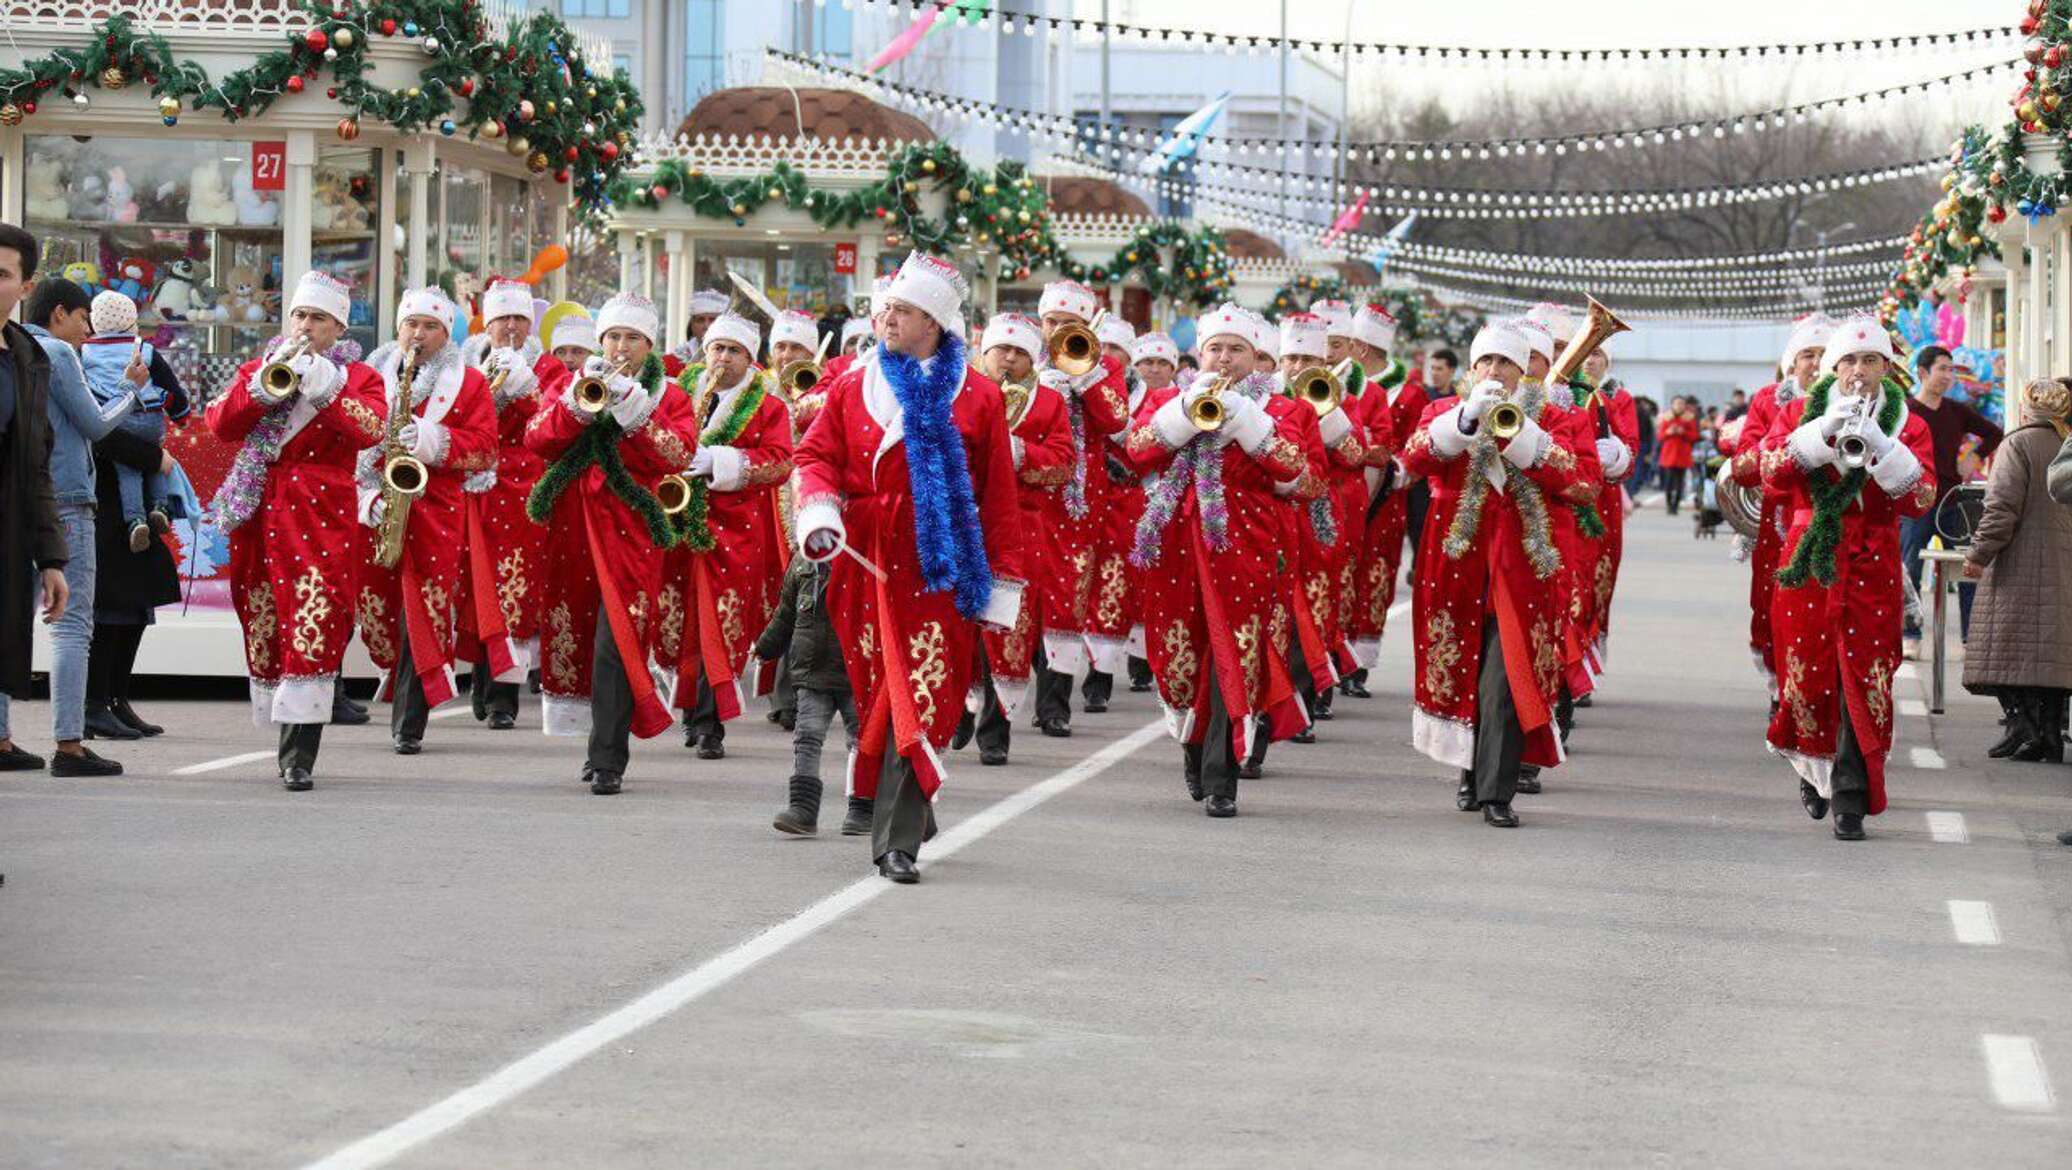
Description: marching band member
354,289,499,756
666,310,796,760
768,308,821,374
1404,320,1594,828
458,279,569,729
1579,339,1640,676
1123,331,1183,692
1760,315,1934,841
1125,304,1310,817
663,288,731,377
1081,313,1145,714
525,292,701,795
1343,303,1416,695
206,272,387,791
792,252,1027,883
960,312,1073,766
548,311,599,374
1275,313,1359,736
1726,313,1831,712
1030,280,1134,738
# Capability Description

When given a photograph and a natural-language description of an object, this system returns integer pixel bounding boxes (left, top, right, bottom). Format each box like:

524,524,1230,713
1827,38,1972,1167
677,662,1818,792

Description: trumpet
256,336,313,404
572,356,633,414
655,473,693,515
1290,358,1352,416
1047,309,1106,378
1186,377,1230,432
1487,400,1526,440
1835,381,1876,469
775,358,822,399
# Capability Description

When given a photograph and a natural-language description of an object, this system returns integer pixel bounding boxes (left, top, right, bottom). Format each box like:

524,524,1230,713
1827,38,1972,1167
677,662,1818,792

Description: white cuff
1152,397,1196,449
705,444,748,491
796,499,845,560
1869,440,1924,495
300,355,341,407
1595,438,1631,479
1229,402,1275,454
1787,422,1835,471
980,578,1025,630
1317,407,1353,445
409,417,449,466
1428,405,1474,458
1500,418,1549,469
609,383,658,429
1011,435,1027,469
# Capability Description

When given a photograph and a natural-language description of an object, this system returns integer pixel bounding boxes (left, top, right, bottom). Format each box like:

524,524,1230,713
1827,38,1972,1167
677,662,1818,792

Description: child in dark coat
754,555,868,835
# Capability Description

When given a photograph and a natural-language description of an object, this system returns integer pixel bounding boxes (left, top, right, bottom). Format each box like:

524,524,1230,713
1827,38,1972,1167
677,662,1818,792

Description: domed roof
677,87,933,143
1334,260,1380,286
1040,176,1152,218
1223,228,1285,261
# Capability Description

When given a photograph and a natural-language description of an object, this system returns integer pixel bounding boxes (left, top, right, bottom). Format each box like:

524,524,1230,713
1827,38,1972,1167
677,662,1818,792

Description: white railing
3,0,303,30
1049,212,1160,236
627,134,903,179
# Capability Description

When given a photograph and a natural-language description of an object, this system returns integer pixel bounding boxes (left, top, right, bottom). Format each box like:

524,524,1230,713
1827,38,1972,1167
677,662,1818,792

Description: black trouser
469,659,519,720
86,621,147,706
1830,696,1870,817
1033,645,1073,726
1406,480,1432,571
1082,668,1113,709
1663,469,1688,514
1465,619,1524,805
278,722,323,775
587,604,635,776
975,674,1011,756
871,746,931,862
683,669,723,743
390,628,431,742
1186,681,1239,799
1127,655,1153,688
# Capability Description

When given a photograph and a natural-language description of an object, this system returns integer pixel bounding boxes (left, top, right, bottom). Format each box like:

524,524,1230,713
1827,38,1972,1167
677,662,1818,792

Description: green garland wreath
526,352,677,548
669,363,772,553
1774,374,1909,588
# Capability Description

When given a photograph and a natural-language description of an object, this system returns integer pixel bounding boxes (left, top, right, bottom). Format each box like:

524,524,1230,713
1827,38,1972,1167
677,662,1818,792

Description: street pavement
3,502,2070,1169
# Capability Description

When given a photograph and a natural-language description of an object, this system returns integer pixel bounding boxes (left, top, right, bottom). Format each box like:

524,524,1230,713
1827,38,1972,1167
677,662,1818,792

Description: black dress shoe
1573,694,1594,709
952,711,975,750
1988,721,2030,758
878,850,919,883
0,744,46,771
51,746,124,777
1184,771,1205,802
1038,719,1072,738
1205,795,1237,818
82,705,141,740
110,699,163,737
488,711,516,730
1483,802,1519,828
471,684,489,723
1345,681,1372,699
766,706,785,725
696,734,726,760
842,798,873,836
1083,701,1108,714
282,766,313,792
979,748,1008,766
2058,829,2072,846
1798,781,1829,821
1456,775,1482,812
1832,812,1866,840
1237,761,1263,780
1129,680,1153,693
1313,707,1334,722
1514,769,1543,795
589,770,623,795
1291,729,1317,745
332,697,370,726
393,737,422,755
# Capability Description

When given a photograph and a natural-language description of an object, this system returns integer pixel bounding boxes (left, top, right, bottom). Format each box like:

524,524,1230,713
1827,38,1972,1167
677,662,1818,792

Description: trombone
1290,358,1352,416
256,336,314,404
1047,308,1106,378
572,356,634,414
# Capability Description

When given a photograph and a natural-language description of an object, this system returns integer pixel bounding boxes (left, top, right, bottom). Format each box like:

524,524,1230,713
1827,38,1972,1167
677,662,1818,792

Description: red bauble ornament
1990,205,2009,223
21,99,35,115
599,141,619,161
381,18,398,35
326,86,338,99
554,168,570,183
304,28,329,53
286,75,304,94
2050,46,2066,68
457,78,474,98
336,116,360,141
650,184,667,201
564,146,579,162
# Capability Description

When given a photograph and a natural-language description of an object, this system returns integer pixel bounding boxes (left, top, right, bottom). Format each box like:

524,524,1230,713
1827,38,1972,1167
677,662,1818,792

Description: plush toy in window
107,256,155,302
104,166,140,223
213,264,268,323
62,261,103,296
153,257,219,322
231,160,279,227
186,162,236,226
25,166,67,221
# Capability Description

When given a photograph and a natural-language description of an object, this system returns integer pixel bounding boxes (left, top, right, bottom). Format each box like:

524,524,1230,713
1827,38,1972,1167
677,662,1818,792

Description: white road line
170,750,276,776
301,719,1168,1170
1899,698,1928,718
1948,900,2002,946
1909,747,1946,770
1634,492,1663,508
1927,810,1970,844
1982,1035,2056,1111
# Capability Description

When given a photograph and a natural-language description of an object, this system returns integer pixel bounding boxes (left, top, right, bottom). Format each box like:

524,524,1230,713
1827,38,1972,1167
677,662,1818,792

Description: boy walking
758,555,871,836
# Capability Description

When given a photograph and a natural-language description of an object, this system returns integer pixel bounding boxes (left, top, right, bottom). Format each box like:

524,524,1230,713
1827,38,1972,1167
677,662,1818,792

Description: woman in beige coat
1963,378,2072,761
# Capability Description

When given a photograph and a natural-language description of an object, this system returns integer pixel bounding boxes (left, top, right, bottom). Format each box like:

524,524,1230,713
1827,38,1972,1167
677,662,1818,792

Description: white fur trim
1228,399,1275,454
796,499,845,560
1869,439,1923,495
1501,418,1550,469
1161,700,1196,743
1596,437,1632,479
1470,322,1531,371
688,288,730,316
272,675,334,726
398,286,456,333
704,311,760,356
1787,421,1836,472
769,310,818,351
1318,406,1353,444
885,252,970,334
1413,707,1476,770
249,679,276,728
541,693,593,737
1131,333,1179,365
1776,746,1834,795
1038,280,1099,322
1819,314,1893,373
550,315,597,354
1126,624,1147,658
597,293,661,346
1781,313,1834,374
1352,303,1397,352
1428,405,1474,457
1096,316,1136,349
705,444,748,492
1042,631,1090,677
981,314,1043,364
994,674,1032,720
1351,637,1382,670
1278,313,1328,359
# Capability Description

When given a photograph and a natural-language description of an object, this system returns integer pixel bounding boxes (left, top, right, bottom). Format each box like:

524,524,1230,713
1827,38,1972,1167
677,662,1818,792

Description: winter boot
773,775,823,835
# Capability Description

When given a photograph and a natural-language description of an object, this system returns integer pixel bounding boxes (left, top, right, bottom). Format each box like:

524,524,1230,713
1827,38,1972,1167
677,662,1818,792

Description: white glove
802,527,841,560
1150,393,1198,450
796,498,845,562
397,420,420,450
1500,417,1550,469
490,347,537,397
1461,380,1504,423
1788,419,1838,470
298,354,341,407
407,418,448,466
1867,417,1900,458
288,353,315,375
688,447,716,478
608,374,640,405
608,381,653,428
1595,437,1632,479
1223,393,1276,454
1317,405,1353,445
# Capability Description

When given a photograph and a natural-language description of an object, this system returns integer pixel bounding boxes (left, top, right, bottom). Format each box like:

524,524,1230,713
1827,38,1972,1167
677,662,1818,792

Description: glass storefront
690,241,854,318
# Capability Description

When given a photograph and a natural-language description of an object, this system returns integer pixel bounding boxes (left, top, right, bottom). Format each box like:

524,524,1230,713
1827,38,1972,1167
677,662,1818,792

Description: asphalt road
3,502,2069,1169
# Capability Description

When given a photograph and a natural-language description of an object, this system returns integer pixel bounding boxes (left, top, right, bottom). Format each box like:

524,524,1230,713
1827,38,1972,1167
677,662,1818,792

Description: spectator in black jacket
0,225,70,772
755,556,868,838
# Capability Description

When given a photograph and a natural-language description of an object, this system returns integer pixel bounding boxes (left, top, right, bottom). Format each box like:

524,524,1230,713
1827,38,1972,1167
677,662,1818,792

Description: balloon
1935,301,1965,348
537,300,591,350
518,244,570,286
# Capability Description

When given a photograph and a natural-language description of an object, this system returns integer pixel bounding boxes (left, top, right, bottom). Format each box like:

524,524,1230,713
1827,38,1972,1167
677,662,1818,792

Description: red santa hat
288,270,352,326
1278,312,1329,360
398,286,456,333
704,311,760,355
769,309,819,351
1038,279,1099,322
482,278,535,324
1469,320,1533,371
1312,298,1354,338
1352,303,1398,352
980,313,1043,363
1096,315,1136,350
596,292,661,346
1132,332,1180,365
882,252,969,334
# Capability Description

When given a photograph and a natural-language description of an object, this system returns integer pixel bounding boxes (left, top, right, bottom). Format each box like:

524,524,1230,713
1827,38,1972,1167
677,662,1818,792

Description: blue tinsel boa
877,330,993,619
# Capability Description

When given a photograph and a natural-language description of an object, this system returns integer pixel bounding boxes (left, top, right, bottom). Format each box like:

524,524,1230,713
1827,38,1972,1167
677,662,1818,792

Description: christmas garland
526,352,677,548
0,5,643,213
1564,374,1608,539
1261,276,1484,349
671,364,772,554
879,331,994,619
1033,222,1234,308
1440,381,1561,580
1880,125,2004,318
1775,374,1908,588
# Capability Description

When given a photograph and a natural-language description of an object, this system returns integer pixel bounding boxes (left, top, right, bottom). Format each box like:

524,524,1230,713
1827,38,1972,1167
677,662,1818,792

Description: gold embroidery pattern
289,567,331,662
1331,433,1366,466
740,455,795,489
545,601,578,688
495,548,529,629
1002,601,1034,669
656,583,686,661
339,396,383,441
1123,423,1167,462
1760,447,1791,481
1781,651,1820,740
1865,656,1893,730
637,420,693,469
1543,446,1577,474
450,446,497,473
1235,615,1265,693
1423,610,1461,703
1594,551,1615,616
1305,571,1333,630
1406,428,1436,461
907,620,948,729
1069,548,1094,626
1531,616,1561,696
1256,436,1306,478
1095,556,1128,628
244,584,277,674
857,623,878,679
627,592,650,641
356,586,395,666
1908,477,1936,514
1162,621,1198,707
1366,559,1389,629
717,588,745,650
420,579,452,653
1268,602,1292,659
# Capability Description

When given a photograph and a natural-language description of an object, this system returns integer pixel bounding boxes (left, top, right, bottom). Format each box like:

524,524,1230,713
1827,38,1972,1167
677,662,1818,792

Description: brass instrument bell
1546,296,1632,388
655,473,693,514
1487,400,1526,440
1047,308,1107,379
1186,376,1229,432
256,337,313,404
572,357,631,414
1291,358,1350,416
776,359,822,399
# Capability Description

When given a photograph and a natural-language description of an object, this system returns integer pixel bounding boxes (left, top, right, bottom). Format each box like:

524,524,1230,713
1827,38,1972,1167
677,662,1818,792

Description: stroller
1693,453,1726,539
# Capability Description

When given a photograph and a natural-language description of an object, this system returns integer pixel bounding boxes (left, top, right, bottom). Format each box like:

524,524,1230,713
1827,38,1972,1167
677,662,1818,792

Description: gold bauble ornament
157,95,179,117
921,158,936,173
336,116,361,141
334,27,355,49
2020,100,2041,122
527,150,549,174
100,67,127,90
482,120,503,139
545,101,557,115
982,184,997,196
508,135,530,157
0,103,20,127
405,86,421,99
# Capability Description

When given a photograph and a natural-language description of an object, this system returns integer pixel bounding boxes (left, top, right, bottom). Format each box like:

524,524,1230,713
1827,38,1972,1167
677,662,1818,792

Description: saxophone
373,345,428,570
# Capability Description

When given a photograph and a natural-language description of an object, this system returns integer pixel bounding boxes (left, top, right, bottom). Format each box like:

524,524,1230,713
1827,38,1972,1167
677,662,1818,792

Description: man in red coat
1760,315,1935,841
525,291,702,795
1724,313,1830,710
1579,343,1641,673
1656,397,1701,514
1343,302,1421,692
1124,304,1311,817
1121,331,1182,693
353,288,499,757
794,252,1027,884
1403,320,1594,828
459,278,569,729
662,288,731,379
1274,312,1362,737
207,271,388,791
1080,314,1148,714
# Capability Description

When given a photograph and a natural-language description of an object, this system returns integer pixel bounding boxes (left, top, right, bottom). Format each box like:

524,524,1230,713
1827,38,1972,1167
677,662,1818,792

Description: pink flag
1321,192,1369,246
868,9,941,73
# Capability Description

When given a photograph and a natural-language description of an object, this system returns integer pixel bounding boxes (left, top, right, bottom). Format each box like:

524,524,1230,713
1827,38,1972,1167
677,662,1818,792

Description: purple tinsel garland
210,337,362,532
878,331,993,619
1127,373,1278,567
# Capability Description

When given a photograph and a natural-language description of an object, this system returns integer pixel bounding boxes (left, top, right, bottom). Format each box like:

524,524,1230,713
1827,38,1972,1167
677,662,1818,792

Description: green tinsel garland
669,364,770,553
1775,374,1909,588
1342,358,1368,400
526,352,676,548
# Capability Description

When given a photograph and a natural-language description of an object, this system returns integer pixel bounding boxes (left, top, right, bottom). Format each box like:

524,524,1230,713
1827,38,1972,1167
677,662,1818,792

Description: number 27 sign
250,142,286,191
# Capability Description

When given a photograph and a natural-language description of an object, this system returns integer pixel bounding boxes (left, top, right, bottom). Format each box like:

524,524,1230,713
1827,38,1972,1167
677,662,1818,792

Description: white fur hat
90,290,138,335
1251,313,1279,358
840,316,874,349
1096,315,1136,350
1312,298,1354,338
769,309,819,352
868,275,895,319
882,252,970,335
398,286,456,333
289,270,352,326
1469,321,1532,371
482,278,534,324
1819,313,1895,374
1352,303,1398,353
1132,332,1179,365
687,288,729,317
1038,280,1099,322
980,313,1043,364
1512,316,1555,361
1195,303,1253,348
550,313,597,353
1780,312,1834,373
596,292,661,346
1525,302,1579,344
1278,312,1329,360
704,311,760,356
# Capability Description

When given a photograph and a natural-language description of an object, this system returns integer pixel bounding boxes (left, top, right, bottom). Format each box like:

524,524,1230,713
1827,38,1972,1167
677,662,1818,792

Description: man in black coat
0,224,72,771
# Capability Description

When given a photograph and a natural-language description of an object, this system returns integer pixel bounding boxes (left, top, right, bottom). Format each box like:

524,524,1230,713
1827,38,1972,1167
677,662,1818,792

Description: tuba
373,345,428,570
256,336,313,404
1290,358,1351,416
776,358,822,400
1717,461,1765,539
1047,309,1105,378
1548,296,1633,390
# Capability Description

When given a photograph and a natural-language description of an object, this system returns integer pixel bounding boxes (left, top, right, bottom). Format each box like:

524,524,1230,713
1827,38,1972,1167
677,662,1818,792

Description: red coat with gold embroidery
456,349,567,679
1403,389,1594,772
1761,394,1936,814
1726,380,1795,689
1540,394,1606,697
1277,393,1347,694
1584,381,1640,655
1035,354,1133,659
1352,375,1430,658
984,382,1075,691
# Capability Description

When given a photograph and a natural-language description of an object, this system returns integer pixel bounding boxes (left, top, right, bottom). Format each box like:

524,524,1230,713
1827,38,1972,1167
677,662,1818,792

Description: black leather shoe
1292,729,1317,745
1832,812,1866,841
1237,761,1263,780
332,702,370,727
0,744,46,771
1483,802,1519,828
110,699,163,737
1798,781,1829,821
1344,680,1372,699
471,683,489,723
841,798,873,836
979,748,1008,766
393,736,422,755
1083,700,1108,714
282,766,313,792
488,711,516,730
1573,694,1594,709
1129,679,1153,693
1456,775,1481,812
952,711,975,750
1205,795,1237,818
1184,771,1205,802
696,734,726,760
82,705,141,741
1313,707,1335,722
589,770,623,795
2013,735,2066,764
878,850,919,883
1038,719,1072,738
1514,769,1543,795
1988,720,2030,758
2058,829,2072,846
51,746,123,777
